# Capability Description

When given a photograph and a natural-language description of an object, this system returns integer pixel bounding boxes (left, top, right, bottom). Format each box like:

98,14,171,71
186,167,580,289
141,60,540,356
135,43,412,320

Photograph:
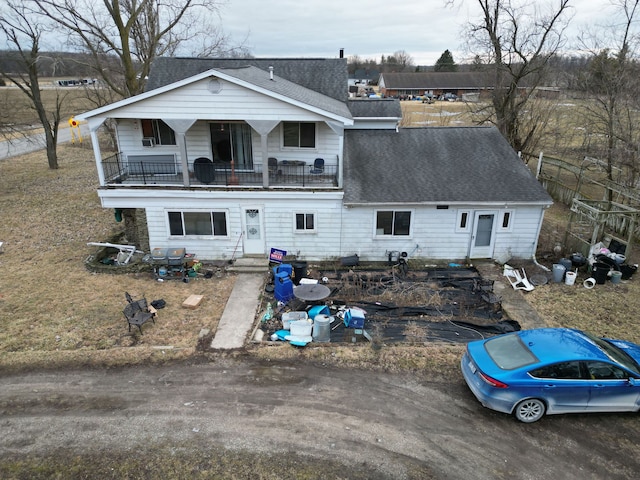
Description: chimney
339,48,344,59
269,66,274,80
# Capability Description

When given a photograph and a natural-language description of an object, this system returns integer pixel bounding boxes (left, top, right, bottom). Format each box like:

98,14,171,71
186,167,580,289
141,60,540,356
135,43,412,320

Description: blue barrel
273,263,292,277
274,272,294,302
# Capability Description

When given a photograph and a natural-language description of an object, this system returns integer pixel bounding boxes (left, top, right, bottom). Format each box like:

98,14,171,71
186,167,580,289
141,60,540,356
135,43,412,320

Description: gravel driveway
0,357,637,479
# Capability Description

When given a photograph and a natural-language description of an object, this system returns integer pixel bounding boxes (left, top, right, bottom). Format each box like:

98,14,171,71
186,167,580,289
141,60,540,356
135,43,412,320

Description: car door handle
543,385,555,389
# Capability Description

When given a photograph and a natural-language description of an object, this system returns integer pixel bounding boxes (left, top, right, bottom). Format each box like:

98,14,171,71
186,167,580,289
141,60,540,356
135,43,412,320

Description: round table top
293,283,331,301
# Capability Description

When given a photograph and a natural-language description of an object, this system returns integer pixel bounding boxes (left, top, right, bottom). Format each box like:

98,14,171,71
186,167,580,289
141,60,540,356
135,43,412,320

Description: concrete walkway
210,273,266,349
474,262,548,330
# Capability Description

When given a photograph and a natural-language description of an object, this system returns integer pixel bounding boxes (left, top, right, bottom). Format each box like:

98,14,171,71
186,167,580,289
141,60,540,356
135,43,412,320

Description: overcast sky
220,0,612,65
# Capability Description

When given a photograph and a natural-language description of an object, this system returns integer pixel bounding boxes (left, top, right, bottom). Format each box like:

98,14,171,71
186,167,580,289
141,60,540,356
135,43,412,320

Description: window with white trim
168,211,228,236
283,122,316,148
500,210,514,231
375,210,411,236
456,210,471,232
141,119,176,145
295,213,316,232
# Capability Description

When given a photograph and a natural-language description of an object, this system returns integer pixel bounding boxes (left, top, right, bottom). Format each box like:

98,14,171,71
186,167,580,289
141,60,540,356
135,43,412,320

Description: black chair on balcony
194,157,215,184
309,158,325,174
268,157,279,176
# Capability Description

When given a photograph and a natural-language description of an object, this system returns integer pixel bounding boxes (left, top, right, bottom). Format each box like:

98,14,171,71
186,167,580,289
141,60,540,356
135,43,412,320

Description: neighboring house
379,71,493,99
77,57,552,263
348,68,380,87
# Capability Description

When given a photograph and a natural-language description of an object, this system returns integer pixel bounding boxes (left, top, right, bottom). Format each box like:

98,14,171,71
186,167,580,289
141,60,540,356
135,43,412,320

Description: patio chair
503,265,535,292
309,158,324,174
123,292,156,334
268,157,279,175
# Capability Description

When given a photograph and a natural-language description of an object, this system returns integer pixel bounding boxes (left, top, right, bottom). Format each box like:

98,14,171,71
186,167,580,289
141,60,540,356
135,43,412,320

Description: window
501,210,513,230
376,210,411,236
530,361,582,379
141,119,176,145
586,361,629,380
295,213,316,232
457,210,470,232
283,122,315,148
484,334,538,370
168,211,227,236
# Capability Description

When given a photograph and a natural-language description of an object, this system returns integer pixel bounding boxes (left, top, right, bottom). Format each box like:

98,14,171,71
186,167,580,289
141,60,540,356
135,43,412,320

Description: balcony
101,153,339,188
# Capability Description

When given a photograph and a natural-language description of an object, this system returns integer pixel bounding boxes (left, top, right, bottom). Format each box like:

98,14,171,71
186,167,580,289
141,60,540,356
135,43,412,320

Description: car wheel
514,398,546,423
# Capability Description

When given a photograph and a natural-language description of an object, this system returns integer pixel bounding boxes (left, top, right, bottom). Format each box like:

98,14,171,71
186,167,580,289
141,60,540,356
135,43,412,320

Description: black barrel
292,261,308,285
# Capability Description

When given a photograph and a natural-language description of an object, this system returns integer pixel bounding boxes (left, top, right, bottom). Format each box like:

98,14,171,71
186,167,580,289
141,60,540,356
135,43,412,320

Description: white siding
105,78,339,122
99,188,545,261
114,119,342,171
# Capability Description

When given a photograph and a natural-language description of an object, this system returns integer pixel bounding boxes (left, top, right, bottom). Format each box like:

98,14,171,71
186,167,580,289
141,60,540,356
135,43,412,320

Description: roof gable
146,57,348,102
343,127,552,205
77,65,352,122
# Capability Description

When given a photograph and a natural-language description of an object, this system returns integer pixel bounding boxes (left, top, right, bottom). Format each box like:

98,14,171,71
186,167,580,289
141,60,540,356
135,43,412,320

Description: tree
434,49,458,71
449,0,572,156
0,1,63,169
29,0,239,245
32,0,231,98
576,0,640,199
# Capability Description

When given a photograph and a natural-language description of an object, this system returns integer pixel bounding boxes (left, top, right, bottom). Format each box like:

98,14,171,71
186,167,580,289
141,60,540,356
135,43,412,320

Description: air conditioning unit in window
142,137,155,147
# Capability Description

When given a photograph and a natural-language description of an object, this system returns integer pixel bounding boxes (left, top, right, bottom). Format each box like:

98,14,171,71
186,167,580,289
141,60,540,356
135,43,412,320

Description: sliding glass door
210,123,253,170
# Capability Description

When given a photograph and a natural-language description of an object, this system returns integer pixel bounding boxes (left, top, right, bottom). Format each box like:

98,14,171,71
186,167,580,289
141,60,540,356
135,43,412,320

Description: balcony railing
101,153,339,188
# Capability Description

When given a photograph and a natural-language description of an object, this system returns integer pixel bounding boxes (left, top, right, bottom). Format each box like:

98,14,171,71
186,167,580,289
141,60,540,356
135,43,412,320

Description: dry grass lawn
0,143,235,370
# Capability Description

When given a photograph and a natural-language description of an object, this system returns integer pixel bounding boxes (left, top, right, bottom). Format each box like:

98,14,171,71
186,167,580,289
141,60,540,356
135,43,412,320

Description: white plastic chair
503,265,535,291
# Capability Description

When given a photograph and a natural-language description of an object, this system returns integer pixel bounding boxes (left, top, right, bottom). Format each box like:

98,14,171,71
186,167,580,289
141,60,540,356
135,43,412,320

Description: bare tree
449,0,572,157
0,1,63,169
32,0,229,98
576,0,640,198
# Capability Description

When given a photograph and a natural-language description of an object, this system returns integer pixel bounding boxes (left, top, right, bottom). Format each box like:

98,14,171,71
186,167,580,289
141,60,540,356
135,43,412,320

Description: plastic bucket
564,271,577,286
552,264,566,283
312,314,331,342
610,271,622,284
592,262,610,285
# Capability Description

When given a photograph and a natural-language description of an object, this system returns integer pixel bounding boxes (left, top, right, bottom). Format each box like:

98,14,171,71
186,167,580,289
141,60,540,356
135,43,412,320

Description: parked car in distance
461,328,640,423
439,92,458,101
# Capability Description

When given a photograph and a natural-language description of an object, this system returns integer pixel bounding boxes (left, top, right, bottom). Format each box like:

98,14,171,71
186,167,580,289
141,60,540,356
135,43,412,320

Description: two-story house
76,56,552,263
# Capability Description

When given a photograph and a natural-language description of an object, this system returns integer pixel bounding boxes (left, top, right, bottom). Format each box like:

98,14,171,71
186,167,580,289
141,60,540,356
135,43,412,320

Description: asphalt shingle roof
219,66,352,119
146,57,348,102
380,72,493,90
347,99,402,119
343,127,553,205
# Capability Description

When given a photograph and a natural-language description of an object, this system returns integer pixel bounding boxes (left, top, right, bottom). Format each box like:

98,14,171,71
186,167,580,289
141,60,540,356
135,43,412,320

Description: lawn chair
309,158,324,174
503,265,535,292
268,157,279,176
123,292,156,334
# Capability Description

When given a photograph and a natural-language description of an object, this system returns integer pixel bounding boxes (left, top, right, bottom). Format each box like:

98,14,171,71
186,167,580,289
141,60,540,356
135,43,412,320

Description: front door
469,211,496,259
242,206,265,255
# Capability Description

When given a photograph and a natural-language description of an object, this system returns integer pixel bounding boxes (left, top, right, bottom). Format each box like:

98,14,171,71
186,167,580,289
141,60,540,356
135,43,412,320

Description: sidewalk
209,273,266,349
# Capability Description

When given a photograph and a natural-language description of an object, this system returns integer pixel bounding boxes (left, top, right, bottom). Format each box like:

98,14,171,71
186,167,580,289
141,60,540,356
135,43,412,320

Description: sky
219,0,611,65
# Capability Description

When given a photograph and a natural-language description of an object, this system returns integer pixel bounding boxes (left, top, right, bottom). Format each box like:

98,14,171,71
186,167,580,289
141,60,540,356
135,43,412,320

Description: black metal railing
102,155,338,188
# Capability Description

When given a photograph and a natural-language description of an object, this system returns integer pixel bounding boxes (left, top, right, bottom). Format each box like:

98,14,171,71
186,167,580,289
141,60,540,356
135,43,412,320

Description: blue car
461,328,640,422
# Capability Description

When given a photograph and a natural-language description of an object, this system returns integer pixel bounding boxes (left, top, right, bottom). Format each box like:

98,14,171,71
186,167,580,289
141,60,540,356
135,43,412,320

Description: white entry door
242,206,265,255
469,211,497,259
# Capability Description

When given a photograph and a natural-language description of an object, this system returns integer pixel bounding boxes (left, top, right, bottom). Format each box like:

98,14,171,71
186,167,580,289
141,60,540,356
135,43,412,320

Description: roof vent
269,66,274,80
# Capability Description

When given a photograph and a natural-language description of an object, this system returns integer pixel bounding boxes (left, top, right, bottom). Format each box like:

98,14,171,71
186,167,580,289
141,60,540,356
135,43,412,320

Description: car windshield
582,331,640,375
484,334,539,370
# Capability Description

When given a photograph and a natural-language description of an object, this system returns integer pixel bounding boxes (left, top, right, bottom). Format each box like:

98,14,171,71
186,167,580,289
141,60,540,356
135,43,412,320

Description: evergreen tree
434,50,457,72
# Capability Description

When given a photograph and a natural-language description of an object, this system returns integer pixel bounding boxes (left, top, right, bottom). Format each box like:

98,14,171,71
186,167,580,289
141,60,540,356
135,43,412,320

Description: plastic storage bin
282,311,308,330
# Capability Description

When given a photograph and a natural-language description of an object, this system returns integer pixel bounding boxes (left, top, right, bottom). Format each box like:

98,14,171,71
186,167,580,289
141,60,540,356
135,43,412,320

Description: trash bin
591,262,610,285
552,264,566,283
292,261,308,285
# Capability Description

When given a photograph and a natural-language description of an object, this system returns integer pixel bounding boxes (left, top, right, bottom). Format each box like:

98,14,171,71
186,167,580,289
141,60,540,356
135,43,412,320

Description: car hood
607,339,640,369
